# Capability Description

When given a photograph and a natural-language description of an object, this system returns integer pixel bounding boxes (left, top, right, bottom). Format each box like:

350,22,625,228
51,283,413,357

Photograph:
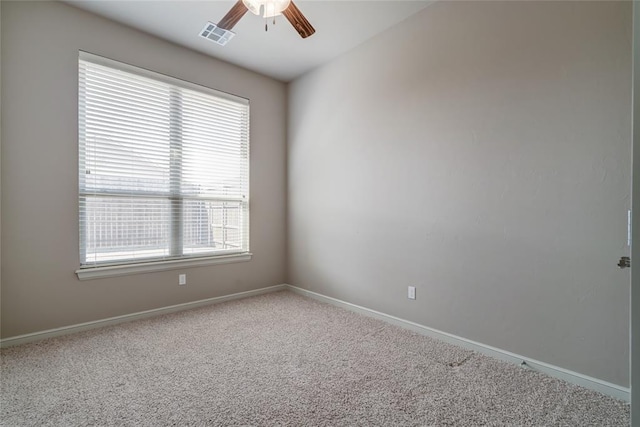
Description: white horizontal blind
79,52,249,267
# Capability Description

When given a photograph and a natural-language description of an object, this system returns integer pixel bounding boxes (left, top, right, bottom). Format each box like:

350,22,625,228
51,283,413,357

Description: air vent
200,22,235,46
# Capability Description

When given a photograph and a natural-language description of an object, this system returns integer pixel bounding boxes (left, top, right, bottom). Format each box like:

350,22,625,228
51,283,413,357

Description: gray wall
0,0,3,318
288,1,632,386
1,1,287,338
631,2,639,422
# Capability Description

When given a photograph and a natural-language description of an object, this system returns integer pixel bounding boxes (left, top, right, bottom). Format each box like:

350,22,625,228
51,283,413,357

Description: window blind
78,52,250,267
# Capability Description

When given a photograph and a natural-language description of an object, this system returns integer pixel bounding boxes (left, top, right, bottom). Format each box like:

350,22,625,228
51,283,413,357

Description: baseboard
2,283,629,402
285,284,630,403
0,284,287,348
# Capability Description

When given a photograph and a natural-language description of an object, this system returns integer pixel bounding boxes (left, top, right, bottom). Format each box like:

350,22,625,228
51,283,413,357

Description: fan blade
282,1,315,38
218,0,249,30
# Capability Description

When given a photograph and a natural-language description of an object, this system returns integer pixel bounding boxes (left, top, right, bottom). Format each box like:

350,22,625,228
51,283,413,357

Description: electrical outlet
179,274,186,286
408,286,416,300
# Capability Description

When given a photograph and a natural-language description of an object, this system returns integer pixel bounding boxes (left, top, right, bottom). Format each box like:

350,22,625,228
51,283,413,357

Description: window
77,52,250,278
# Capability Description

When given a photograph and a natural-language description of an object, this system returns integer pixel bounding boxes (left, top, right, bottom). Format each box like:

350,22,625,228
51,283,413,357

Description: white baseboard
0,284,287,348
285,284,630,403
1,283,629,402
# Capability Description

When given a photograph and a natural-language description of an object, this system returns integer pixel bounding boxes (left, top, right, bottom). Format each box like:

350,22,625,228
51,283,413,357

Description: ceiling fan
200,0,315,46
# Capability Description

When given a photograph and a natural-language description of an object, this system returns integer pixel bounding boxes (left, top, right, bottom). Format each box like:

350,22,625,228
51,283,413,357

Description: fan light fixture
212,0,315,42
242,0,291,18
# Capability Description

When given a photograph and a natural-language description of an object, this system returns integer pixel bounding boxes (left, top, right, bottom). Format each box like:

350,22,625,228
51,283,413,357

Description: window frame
75,52,251,280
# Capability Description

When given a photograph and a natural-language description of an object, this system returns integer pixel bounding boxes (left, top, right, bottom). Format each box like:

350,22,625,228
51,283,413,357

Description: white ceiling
63,0,431,81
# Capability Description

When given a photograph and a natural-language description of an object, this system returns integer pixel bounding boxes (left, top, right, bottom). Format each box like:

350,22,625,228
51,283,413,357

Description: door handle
618,256,631,269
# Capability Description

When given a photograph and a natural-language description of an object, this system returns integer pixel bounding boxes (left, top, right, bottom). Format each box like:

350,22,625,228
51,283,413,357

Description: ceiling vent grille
199,22,235,46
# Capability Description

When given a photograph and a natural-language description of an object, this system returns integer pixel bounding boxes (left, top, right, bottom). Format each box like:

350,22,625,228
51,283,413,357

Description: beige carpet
0,291,630,426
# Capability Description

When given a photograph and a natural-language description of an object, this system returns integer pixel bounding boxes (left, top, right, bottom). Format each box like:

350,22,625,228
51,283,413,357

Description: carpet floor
0,290,630,426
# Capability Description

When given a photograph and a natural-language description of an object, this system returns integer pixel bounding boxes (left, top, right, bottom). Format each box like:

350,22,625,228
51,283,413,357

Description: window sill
75,253,252,281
